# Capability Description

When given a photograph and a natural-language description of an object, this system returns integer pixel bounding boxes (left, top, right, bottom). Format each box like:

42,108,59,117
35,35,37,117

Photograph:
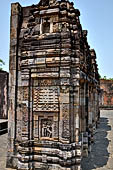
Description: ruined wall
7,0,100,169
100,79,113,108
0,71,8,119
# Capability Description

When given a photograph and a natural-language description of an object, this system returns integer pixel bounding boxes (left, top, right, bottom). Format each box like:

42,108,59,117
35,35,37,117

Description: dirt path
82,110,113,170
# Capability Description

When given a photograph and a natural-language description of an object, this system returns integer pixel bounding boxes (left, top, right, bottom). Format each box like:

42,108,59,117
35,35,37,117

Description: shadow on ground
81,117,111,170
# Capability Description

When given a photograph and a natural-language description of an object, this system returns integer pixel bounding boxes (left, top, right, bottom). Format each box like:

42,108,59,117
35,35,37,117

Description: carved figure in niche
39,0,49,6
39,0,56,6
41,119,52,138
42,21,50,34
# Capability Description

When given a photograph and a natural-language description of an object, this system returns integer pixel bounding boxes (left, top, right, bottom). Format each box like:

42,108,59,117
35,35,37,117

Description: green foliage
99,74,102,79
100,75,113,80
0,59,5,70
109,78,113,80
103,76,107,80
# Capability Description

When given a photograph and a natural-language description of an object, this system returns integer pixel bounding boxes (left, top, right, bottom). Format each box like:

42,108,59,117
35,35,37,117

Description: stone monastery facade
7,0,100,169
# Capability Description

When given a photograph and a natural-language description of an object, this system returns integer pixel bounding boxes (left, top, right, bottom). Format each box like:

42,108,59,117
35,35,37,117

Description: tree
103,76,107,80
99,74,102,79
0,59,5,70
101,75,113,80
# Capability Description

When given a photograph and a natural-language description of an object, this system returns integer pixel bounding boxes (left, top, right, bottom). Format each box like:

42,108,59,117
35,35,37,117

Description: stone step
0,119,8,135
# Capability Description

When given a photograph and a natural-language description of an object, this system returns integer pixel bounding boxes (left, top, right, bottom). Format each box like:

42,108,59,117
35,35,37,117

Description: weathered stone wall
100,79,113,108
0,71,8,119
7,0,100,169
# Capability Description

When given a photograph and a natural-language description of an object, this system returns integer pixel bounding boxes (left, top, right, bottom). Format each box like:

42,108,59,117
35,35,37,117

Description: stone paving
82,110,113,170
0,133,13,170
0,110,113,170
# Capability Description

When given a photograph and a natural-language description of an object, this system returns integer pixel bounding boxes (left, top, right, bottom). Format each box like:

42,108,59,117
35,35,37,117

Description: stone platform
1,110,113,170
0,119,8,134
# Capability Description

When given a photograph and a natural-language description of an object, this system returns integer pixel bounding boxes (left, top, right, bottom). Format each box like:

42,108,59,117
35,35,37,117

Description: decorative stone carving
33,86,59,112
41,119,52,138
7,1,100,170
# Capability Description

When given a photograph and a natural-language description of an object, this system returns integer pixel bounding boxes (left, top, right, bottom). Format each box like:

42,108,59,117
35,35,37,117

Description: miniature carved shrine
7,0,100,169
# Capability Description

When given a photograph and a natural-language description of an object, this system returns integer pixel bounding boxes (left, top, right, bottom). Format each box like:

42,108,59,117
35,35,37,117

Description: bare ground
82,110,113,170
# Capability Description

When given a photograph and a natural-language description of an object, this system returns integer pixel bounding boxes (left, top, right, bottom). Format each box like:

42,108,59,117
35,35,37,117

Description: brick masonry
7,0,100,169
100,79,113,109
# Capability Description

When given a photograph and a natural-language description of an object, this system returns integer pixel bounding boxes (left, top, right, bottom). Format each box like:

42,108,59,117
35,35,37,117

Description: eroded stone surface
7,0,100,169
0,71,8,119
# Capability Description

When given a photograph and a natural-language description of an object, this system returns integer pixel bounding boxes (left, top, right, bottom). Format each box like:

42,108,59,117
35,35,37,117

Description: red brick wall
100,79,113,108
